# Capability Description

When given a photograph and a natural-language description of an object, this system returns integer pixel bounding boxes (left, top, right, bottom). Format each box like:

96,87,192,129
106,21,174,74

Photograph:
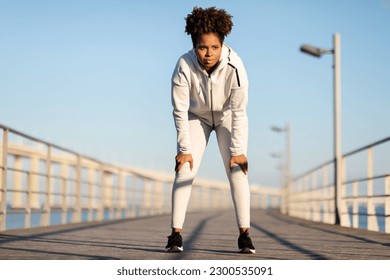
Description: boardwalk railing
288,136,390,233
0,124,280,231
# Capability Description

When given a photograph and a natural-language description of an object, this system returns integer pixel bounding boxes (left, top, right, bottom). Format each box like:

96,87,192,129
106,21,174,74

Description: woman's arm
171,58,192,154
229,57,249,157
171,58,193,172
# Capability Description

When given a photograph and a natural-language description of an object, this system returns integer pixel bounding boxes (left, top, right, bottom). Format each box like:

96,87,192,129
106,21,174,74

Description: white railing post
131,175,138,217
312,172,319,221
385,175,390,234
103,171,113,220
300,177,305,217
112,171,118,219
366,147,378,231
26,166,32,229
12,155,24,208
300,176,305,219
304,175,310,220
322,165,331,223
41,145,52,227
72,155,82,223
352,180,359,229
143,178,152,215
117,170,126,219
289,181,295,216
61,161,68,224
30,157,40,210
0,129,9,231
87,167,95,222
339,157,349,227
123,174,130,218
97,166,105,221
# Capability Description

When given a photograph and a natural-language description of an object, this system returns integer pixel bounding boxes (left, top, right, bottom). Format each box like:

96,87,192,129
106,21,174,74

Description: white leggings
171,115,251,229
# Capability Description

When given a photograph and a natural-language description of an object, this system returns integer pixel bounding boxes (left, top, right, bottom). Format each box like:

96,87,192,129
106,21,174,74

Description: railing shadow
250,221,329,260
269,211,390,247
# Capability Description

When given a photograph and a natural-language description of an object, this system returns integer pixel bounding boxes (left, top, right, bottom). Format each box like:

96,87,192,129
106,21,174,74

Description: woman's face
195,32,222,72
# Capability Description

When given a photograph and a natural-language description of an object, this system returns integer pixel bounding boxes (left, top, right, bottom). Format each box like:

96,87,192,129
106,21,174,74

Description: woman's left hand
229,154,248,175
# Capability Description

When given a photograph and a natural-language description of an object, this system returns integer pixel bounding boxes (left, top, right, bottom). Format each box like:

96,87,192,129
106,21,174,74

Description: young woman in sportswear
165,6,255,254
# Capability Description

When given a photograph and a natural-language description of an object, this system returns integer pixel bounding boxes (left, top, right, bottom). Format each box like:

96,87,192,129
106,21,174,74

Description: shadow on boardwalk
0,209,389,260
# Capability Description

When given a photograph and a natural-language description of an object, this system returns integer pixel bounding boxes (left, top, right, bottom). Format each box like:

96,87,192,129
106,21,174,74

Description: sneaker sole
240,247,256,254
165,246,183,253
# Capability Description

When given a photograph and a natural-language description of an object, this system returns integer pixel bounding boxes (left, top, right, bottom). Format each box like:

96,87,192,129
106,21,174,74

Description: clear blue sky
1,0,389,187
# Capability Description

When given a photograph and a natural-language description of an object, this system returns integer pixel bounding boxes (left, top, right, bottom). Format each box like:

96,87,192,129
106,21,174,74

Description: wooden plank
0,209,389,260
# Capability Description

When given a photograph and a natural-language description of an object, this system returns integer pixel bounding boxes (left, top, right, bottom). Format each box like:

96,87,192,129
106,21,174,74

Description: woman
166,6,255,254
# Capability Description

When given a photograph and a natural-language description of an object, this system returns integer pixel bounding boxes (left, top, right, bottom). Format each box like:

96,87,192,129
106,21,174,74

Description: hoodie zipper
208,73,216,130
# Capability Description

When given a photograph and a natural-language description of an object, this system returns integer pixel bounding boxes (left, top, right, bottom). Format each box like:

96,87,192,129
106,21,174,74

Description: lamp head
300,45,324,58
271,126,284,133
300,44,334,58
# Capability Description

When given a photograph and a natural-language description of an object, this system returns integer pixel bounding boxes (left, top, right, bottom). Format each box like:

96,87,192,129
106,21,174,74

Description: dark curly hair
185,7,233,48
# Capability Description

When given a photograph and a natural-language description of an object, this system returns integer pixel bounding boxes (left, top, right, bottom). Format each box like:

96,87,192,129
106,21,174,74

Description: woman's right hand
175,153,193,173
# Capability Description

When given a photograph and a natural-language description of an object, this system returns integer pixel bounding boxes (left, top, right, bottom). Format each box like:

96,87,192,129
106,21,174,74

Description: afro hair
185,7,233,48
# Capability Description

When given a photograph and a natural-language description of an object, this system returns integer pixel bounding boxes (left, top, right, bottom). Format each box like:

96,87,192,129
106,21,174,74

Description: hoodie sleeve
171,57,192,154
229,56,249,156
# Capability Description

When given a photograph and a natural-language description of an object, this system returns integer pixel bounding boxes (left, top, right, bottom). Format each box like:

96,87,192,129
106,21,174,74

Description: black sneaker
165,232,183,253
238,230,255,254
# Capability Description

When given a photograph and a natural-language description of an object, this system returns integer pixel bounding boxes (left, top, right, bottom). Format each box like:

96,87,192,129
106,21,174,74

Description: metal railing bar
0,124,79,157
343,136,390,158
343,174,390,184
0,123,130,174
340,212,389,218
290,184,334,194
292,136,390,184
343,194,389,199
289,197,335,203
292,159,334,182
287,208,336,214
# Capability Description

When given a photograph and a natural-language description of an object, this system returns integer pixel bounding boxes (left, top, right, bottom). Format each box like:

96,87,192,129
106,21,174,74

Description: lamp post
270,152,284,190
300,33,341,225
271,123,291,215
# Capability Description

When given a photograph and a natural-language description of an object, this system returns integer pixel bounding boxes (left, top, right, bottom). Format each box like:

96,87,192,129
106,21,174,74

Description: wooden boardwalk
0,209,389,260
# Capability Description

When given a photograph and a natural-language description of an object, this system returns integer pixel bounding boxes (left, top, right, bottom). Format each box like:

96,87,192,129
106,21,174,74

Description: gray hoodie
171,44,249,156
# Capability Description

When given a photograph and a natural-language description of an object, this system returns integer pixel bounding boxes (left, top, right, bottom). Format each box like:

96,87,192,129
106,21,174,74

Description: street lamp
271,123,291,215
300,33,342,225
